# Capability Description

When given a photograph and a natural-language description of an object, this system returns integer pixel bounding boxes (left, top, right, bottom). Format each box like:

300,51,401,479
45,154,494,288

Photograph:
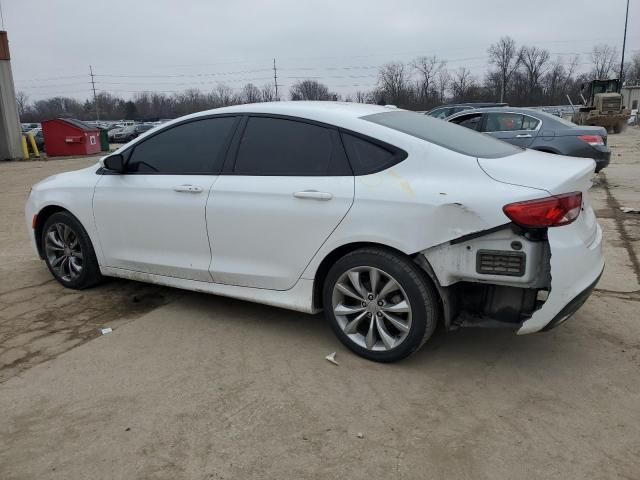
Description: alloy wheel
44,222,84,282
331,266,412,351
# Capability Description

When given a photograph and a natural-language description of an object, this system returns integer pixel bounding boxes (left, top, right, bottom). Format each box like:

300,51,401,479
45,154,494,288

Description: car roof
449,106,551,117
165,101,396,128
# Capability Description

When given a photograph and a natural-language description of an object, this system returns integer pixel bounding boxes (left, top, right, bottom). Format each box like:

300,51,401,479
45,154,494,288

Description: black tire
322,248,440,362
613,122,626,134
41,211,102,289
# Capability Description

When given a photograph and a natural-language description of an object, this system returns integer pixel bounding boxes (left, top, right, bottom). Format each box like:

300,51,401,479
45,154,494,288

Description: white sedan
25,102,604,362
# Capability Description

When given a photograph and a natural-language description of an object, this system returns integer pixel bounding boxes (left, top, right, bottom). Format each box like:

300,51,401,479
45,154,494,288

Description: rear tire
323,248,440,362
41,211,102,289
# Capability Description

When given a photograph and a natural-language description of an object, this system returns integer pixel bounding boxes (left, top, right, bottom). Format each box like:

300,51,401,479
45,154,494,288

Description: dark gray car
446,107,611,172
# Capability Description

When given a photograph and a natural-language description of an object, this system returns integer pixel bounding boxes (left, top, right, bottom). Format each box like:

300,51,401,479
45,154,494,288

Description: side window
341,133,399,175
485,113,524,132
452,114,482,131
126,117,237,174
428,108,448,119
234,117,349,176
521,115,541,130
632,100,638,110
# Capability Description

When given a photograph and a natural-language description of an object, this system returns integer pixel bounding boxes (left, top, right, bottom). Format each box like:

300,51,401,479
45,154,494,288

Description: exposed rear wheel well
312,242,441,311
34,205,68,258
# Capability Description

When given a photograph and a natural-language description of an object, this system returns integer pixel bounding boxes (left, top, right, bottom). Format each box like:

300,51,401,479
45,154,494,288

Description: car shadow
154,285,599,377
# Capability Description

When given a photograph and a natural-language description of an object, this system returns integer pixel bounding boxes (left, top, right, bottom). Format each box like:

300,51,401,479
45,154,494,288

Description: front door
93,116,238,282
207,116,354,290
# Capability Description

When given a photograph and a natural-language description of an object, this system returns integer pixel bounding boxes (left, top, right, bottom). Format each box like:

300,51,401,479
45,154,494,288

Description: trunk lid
477,149,595,195
557,125,608,144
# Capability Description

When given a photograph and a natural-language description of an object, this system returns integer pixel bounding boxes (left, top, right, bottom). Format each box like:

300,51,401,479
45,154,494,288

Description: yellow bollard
21,135,29,159
27,134,40,157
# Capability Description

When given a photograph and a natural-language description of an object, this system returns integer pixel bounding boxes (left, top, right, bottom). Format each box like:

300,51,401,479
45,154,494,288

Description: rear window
362,110,522,159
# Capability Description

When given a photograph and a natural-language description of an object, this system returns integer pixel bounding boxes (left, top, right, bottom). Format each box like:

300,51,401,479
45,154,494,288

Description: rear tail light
503,192,582,228
578,135,604,146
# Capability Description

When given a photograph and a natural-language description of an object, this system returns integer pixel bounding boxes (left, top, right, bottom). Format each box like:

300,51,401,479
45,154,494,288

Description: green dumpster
98,128,110,152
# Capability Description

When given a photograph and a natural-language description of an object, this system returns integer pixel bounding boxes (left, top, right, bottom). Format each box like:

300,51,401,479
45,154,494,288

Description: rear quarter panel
302,137,550,280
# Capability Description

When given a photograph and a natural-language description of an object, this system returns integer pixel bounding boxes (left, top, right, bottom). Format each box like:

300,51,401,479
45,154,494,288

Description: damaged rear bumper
517,218,604,334
540,268,603,331
420,201,604,334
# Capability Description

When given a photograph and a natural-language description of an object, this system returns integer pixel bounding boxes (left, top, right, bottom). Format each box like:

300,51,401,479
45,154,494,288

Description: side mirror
101,154,124,173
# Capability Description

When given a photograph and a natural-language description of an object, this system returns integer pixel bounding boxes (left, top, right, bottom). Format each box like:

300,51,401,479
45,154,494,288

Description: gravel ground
0,130,639,479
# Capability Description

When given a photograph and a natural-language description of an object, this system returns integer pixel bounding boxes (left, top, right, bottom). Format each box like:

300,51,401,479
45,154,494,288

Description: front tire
323,248,440,362
41,211,102,289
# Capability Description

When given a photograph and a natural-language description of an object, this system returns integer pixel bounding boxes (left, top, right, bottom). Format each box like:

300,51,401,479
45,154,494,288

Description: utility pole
89,65,99,120
273,58,279,101
619,0,630,86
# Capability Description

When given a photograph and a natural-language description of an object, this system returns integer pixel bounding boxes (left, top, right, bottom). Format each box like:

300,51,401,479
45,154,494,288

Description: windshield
362,110,522,159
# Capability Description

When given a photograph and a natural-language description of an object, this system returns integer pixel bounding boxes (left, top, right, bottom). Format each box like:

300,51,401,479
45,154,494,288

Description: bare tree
290,80,332,100
483,70,502,101
354,91,369,103
436,69,451,103
210,84,235,107
451,68,476,101
623,50,640,85
591,44,619,79
544,58,570,104
488,36,520,102
16,91,29,118
260,83,275,102
377,62,410,105
411,56,445,102
241,83,262,103
519,46,550,99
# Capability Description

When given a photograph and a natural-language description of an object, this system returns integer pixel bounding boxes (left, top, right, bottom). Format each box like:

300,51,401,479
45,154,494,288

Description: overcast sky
4,0,639,100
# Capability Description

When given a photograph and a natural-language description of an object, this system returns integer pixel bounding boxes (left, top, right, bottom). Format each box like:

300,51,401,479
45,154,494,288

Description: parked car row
109,124,156,143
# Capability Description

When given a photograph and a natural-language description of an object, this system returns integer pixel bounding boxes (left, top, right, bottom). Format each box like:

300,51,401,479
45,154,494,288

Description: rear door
482,112,540,148
207,115,354,290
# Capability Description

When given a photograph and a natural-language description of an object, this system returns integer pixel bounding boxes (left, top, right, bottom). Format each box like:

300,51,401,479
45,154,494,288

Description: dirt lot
1,131,639,479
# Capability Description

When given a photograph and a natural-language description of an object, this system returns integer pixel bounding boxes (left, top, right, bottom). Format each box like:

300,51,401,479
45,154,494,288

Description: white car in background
25,102,603,362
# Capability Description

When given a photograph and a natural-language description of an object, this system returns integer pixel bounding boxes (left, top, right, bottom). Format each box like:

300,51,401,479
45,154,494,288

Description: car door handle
173,184,203,193
293,190,333,201
516,134,532,138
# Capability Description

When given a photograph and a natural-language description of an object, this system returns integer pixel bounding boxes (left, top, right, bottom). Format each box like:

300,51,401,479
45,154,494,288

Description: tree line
17,38,640,123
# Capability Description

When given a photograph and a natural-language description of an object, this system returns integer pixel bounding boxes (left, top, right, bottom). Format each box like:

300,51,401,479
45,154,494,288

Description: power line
95,68,272,79
94,77,273,86
14,74,88,84
17,82,91,90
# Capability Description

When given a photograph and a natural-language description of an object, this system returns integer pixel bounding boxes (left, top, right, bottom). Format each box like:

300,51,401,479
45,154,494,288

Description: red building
41,118,101,157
